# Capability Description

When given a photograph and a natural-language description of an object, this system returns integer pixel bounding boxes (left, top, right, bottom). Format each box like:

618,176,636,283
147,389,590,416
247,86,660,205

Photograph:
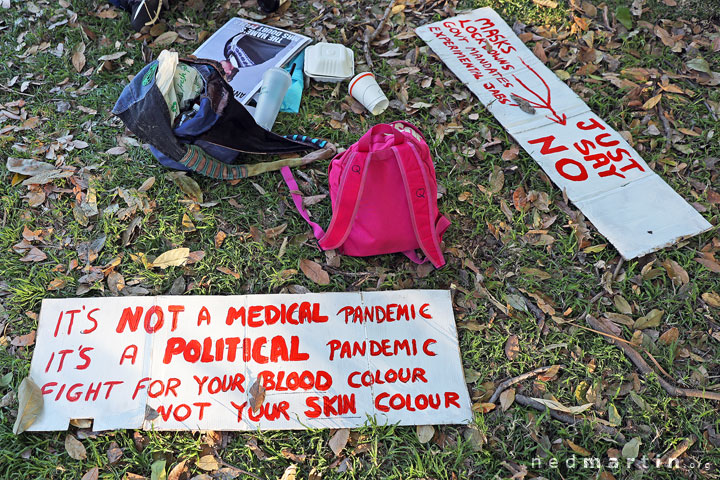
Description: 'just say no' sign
27,290,472,431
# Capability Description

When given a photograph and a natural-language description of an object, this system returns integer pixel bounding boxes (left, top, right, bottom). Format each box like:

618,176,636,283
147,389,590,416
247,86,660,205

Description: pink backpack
281,121,450,268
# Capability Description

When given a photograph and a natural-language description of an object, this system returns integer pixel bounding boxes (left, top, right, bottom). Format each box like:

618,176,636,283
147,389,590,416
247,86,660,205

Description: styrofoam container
303,42,354,82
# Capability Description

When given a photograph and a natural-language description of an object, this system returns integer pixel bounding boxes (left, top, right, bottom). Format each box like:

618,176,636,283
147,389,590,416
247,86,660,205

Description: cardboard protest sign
27,290,471,431
416,8,711,259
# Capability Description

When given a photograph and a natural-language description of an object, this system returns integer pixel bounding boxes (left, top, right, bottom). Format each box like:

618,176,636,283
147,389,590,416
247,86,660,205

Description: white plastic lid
303,42,355,82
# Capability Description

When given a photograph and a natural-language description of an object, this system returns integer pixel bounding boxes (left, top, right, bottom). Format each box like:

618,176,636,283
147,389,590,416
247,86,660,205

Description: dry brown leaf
416,425,435,443
47,278,67,291
217,266,240,279
300,259,330,285
20,247,46,262
661,259,689,285
153,31,178,47
329,428,350,456
13,377,43,434
107,271,125,295
167,460,188,480
566,440,591,456
488,166,504,194
107,444,123,463
537,364,562,382
499,388,516,412
214,230,227,248
613,295,632,314
505,335,520,360
658,327,679,345
81,467,99,480
701,292,720,308
280,465,298,480
197,455,219,471
248,378,266,413
642,93,662,110
512,186,529,212
166,172,203,203
472,402,496,413
11,331,35,347
531,398,592,414
695,257,720,273
281,449,307,463
65,434,87,460
152,247,190,269
634,308,663,329
72,42,86,72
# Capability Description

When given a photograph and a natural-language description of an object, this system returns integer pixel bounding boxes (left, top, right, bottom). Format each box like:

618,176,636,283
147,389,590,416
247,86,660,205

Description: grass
0,0,719,479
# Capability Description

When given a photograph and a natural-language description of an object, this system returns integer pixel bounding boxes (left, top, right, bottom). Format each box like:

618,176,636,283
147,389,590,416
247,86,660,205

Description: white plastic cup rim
348,72,389,116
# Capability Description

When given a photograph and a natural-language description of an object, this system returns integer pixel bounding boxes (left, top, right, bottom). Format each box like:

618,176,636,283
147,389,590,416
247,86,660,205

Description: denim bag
112,54,332,180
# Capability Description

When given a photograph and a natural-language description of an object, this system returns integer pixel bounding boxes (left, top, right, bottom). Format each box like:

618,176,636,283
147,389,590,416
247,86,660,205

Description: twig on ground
659,435,696,464
514,394,625,442
363,0,397,68
657,103,673,152
704,100,719,121
586,315,720,402
0,84,34,96
488,365,562,404
612,257,624,282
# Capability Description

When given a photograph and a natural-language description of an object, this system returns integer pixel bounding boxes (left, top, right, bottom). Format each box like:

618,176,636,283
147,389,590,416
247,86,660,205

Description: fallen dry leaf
214,230,227,248
166,172,203,203
196,455,219,471
299,259,330,285
80,467,99,480
11,331,35,347
661,259,689,286
416,425,435,443
13,377,43,434
72,42,86,72
530,398,593,414
20,247,47,262
152,247,190,269
167,459,188,480
47,278,67,291
248,378,266,413
505,335,520,360
65,434,87,460
500,388,516,412
702,292,720,308
329,428,350,456
280,465,298,480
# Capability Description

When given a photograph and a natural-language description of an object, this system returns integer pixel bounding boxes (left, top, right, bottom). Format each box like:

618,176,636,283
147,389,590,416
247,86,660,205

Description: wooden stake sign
27,291,472,431
416,8,711,259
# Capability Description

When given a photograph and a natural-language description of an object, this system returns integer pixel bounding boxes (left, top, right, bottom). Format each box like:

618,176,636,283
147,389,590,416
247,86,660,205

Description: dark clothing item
112,57,324,179
109,0,134,10
223,31,290,69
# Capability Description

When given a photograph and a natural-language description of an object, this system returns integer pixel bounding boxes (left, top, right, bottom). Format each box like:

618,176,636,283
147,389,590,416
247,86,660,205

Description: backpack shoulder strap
391,140,448,268
316,149,371,250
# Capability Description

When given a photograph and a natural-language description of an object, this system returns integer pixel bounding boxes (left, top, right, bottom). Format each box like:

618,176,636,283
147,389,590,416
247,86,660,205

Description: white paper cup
349,72,389,115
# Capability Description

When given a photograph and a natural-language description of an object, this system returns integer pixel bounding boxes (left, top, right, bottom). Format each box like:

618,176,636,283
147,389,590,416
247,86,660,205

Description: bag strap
281,166,326,239
317,149,371,250
391,141,448,268
182,140,332,180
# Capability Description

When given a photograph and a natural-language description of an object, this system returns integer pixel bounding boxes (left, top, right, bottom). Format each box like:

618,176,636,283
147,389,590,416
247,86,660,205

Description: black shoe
130,0,162,31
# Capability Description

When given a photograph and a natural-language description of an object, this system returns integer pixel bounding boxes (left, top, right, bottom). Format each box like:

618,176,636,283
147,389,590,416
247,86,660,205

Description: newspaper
193,17,311,104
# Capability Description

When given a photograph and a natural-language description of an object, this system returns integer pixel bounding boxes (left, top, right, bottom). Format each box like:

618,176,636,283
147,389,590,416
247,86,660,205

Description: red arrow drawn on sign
509,57,567,126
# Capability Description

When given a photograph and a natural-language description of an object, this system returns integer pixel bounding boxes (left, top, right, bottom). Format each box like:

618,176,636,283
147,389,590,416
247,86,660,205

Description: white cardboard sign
27,291,471,431
416,8,711,259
